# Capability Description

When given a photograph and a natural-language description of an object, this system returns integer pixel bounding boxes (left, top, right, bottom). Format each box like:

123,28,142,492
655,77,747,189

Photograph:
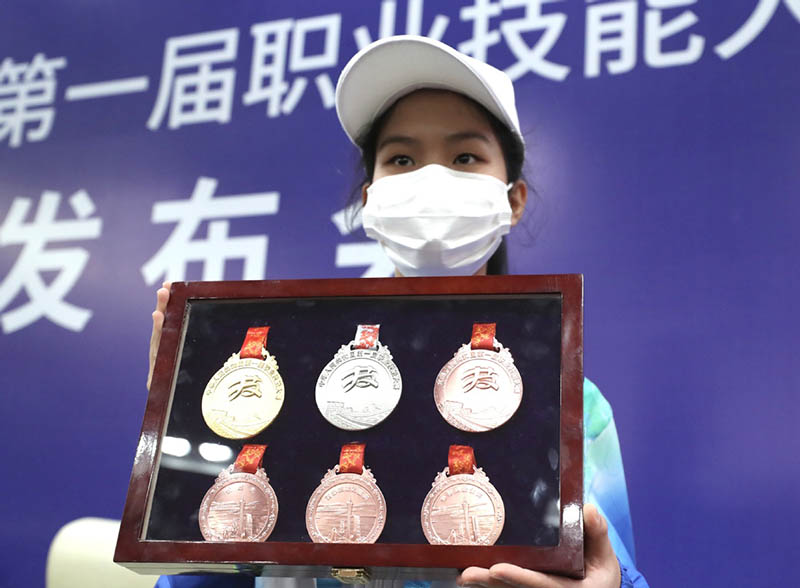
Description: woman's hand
457,504,620,588
147,282,171,391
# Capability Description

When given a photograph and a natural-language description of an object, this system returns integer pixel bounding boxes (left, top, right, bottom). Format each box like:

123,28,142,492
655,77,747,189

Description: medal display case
116,275,584,580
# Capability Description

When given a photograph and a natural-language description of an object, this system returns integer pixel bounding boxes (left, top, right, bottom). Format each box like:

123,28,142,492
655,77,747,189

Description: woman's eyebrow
377,135,419,150
446,131,491,144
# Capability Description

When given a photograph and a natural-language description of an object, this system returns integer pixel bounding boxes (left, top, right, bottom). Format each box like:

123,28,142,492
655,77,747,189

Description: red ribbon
234,444,266,473
354,324,380,350
470,323,496,351
240,326,270,359
448,445,476,475
339,443,366,474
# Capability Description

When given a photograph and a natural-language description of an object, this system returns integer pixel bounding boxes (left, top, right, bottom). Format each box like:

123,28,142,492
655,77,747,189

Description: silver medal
315,325,402,430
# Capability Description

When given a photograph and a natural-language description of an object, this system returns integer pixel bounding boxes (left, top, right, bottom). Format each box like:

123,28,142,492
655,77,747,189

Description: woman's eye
454,153,478,165
389,155,414,166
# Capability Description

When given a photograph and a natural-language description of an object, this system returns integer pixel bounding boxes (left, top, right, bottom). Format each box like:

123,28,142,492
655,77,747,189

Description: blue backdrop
1,1,798,586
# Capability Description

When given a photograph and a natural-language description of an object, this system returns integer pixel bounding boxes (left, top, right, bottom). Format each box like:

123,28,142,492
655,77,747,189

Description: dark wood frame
115,274,584,578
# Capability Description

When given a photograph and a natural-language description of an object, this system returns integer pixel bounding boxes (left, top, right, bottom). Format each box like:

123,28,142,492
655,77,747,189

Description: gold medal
202,326,285,439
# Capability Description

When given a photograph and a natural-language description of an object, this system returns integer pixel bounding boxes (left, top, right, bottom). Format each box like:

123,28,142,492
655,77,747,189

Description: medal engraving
434,342,522,432
306,465,386,543
316,342,402,431
199,465,278,542
421,466,505,545
203,351,285,439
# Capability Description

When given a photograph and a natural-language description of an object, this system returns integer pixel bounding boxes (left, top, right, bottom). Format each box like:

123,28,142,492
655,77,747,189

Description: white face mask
362,164,513,277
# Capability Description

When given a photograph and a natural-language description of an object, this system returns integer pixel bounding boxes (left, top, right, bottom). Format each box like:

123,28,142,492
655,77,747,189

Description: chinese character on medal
433,323,523,432
202,326,285,439
315,324,402,431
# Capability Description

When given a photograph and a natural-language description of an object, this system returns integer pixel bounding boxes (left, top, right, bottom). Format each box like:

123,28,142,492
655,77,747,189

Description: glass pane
145,294,562,546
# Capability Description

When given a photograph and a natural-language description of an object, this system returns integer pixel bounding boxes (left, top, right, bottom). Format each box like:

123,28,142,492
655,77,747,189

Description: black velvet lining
147,294,562,546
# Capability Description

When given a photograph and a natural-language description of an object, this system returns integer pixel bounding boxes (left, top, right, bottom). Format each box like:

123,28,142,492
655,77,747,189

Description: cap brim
336,35,519,146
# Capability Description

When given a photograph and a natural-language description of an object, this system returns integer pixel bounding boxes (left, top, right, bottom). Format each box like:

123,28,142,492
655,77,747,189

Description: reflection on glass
162,436,191,457
199,442,234,462
146,294,564,545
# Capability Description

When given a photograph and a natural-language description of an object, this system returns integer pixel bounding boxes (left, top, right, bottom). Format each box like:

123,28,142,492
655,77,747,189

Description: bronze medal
305,443,386,543
202,326,285,439
421,445,504,545
199,445,278,542
434,323,522,432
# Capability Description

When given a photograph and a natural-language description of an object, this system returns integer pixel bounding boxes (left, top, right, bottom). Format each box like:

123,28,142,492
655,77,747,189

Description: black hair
347,90,528,275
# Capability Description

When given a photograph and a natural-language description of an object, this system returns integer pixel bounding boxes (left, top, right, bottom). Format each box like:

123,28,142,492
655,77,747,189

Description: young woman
150,36,648,588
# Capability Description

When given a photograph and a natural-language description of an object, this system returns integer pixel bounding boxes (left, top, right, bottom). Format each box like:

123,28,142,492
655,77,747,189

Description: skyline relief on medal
306,467,386,544
421,467,505,546
199,466,279,542
206,482,271,540
428,485,498,544
314,484,379,542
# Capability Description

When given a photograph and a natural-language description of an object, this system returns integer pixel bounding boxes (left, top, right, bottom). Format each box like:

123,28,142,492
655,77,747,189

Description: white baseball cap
335,35,523,147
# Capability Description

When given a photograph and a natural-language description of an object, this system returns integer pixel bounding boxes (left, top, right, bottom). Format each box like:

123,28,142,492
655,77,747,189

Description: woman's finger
156,283,170,313
489,563,573,588
580,503,621,587
147,284,170,390
583,504,616,568
147,309,164,390
459,566,508,588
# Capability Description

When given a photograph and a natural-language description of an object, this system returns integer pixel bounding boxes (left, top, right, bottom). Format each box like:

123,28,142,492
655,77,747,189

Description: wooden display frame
115,275,584,579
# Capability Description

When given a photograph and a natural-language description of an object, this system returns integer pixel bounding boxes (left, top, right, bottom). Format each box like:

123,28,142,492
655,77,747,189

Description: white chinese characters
458,0,570,82
244,14,341,117
585,0,638,77
141,177,280,285
353,0,450,49
0,54,66,148
3,2,800,149
330,206,394,278
148,29,239,130
0,190,101,333
715,0,800,59
585,0,707,77
500,0,571,82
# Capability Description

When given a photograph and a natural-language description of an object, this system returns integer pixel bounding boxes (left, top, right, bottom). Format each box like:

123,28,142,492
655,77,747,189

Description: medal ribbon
240,326,270,359
234,444,266,474
470,323,496,351
354,324,380,350
339,443,366,474
448,445,476,475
